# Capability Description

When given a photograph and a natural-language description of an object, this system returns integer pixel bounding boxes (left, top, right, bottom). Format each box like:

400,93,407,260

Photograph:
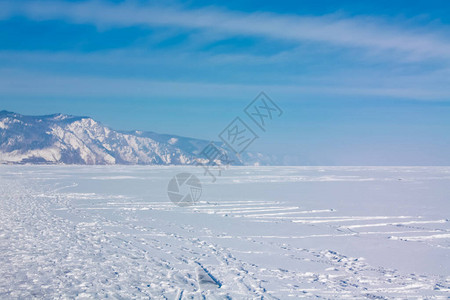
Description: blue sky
1,0,450,165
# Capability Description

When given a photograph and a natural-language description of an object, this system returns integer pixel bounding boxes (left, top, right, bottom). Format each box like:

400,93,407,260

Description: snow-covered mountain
0,110,272,165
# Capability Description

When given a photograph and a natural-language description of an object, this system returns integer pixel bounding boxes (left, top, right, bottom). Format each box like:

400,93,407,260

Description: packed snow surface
0,166,449,298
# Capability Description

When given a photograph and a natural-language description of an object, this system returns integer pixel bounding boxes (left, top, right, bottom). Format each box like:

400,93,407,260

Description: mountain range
0,110,275,165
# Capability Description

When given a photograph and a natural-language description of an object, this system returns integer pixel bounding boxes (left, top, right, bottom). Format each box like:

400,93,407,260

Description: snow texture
0,166,449,298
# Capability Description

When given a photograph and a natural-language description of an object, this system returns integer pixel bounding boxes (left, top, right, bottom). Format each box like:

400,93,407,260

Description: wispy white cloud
1,68,449,101
1,1,450,102
2,0,450,62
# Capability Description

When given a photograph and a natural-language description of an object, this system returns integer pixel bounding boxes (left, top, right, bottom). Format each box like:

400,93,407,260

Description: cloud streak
1,68,449,101
3,0,450,62
1,1,450,102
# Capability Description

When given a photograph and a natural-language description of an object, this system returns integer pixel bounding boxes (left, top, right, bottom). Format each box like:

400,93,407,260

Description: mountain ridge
0,111,274,165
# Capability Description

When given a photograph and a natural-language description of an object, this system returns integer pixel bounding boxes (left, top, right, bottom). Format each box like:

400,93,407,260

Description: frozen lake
0,166,449,298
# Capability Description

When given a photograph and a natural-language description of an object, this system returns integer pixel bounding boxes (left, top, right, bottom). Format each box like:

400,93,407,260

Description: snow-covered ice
0,166,449,298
